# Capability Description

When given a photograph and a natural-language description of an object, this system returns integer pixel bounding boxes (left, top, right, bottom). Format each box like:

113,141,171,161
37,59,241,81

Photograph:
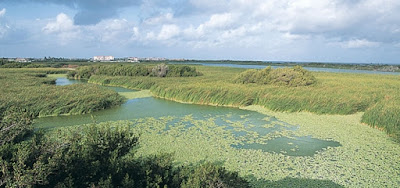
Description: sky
0,0,400,64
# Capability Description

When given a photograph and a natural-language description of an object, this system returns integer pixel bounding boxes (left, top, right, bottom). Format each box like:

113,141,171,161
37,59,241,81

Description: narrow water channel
34,75,341,156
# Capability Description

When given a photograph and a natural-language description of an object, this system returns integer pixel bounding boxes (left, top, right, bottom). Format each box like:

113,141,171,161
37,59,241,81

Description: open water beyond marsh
176,62,400,75
34,76,340,157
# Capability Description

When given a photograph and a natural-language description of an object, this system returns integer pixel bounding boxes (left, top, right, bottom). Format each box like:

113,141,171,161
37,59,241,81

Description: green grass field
86,65,400,141
0,68,124,118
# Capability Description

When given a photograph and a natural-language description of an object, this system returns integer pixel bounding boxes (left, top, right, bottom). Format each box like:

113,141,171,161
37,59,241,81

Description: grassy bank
86,66,400,141
0,68,124,118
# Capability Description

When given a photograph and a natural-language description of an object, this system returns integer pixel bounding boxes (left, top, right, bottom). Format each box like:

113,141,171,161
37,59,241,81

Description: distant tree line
69,64,203,80
0,59,68,68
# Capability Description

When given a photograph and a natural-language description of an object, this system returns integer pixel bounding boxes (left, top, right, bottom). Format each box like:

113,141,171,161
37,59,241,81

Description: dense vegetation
0,68,249,187
87,66,400,142
361,95,400,140
234,66,316,87
0,59,69,69
0,121,249,187
68,64,202,79
0,69,124,118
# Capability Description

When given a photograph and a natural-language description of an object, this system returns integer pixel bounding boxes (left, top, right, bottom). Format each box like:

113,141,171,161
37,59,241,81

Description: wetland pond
34,76,340,157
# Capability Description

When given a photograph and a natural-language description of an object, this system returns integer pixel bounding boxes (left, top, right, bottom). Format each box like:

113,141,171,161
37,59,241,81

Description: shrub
234,66,316,87
166,65,202,77
151,63,169,77
0,121,250,187
268,66,317,87
180,162,250,188
70,64,202,79
233,69,258,84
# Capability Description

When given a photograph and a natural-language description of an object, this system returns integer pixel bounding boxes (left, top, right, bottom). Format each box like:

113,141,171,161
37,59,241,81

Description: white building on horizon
15,58,29,63
93,56,114,61
128,57,139,62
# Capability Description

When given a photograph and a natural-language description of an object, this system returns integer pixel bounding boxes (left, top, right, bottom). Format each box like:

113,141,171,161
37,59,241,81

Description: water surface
35,76,341,156
175,62,400,75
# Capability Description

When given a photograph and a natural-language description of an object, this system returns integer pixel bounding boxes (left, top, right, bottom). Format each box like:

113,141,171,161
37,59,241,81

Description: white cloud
204,13,235,29
342,39,380,49
282,32,310,40
131,26,140,40
42,13,80,45
89,19,132,43
0,9,8,38
144,13,174,25
43,13,75,33
249,0,354,34
181,13,237,40
157,24,180,40
0,8,6,17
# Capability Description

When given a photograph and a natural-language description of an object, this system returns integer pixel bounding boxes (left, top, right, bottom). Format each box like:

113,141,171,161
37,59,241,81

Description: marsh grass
86,66,400,141
0,68,124,118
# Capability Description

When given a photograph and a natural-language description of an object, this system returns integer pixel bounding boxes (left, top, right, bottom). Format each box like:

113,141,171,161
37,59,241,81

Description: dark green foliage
0,59,7,66
0,62,47,68
1,122,249,187
251,177,344,188
0,131,58,187
70,64,152,79
0,107,33,146
0,59,70,69
234,66,317,87
70,64,202,80
180,162,250,188
43,124,139,187
166,65,202,77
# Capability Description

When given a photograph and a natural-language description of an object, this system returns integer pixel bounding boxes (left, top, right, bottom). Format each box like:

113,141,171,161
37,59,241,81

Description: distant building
139,57,167,61
93,56,114,61
15,58,28,63
128,57,139,62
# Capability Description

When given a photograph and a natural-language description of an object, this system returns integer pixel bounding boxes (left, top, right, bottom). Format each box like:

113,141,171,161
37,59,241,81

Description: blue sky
0,0,400,64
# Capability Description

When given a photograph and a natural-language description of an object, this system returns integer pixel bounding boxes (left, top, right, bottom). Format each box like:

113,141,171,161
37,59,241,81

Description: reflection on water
36,77,341,156
55,77,85,86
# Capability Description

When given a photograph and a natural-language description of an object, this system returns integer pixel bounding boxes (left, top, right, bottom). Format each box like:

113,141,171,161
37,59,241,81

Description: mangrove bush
68,64,202,79
234,66,317,87
0,119,249,187
69,64,202,79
